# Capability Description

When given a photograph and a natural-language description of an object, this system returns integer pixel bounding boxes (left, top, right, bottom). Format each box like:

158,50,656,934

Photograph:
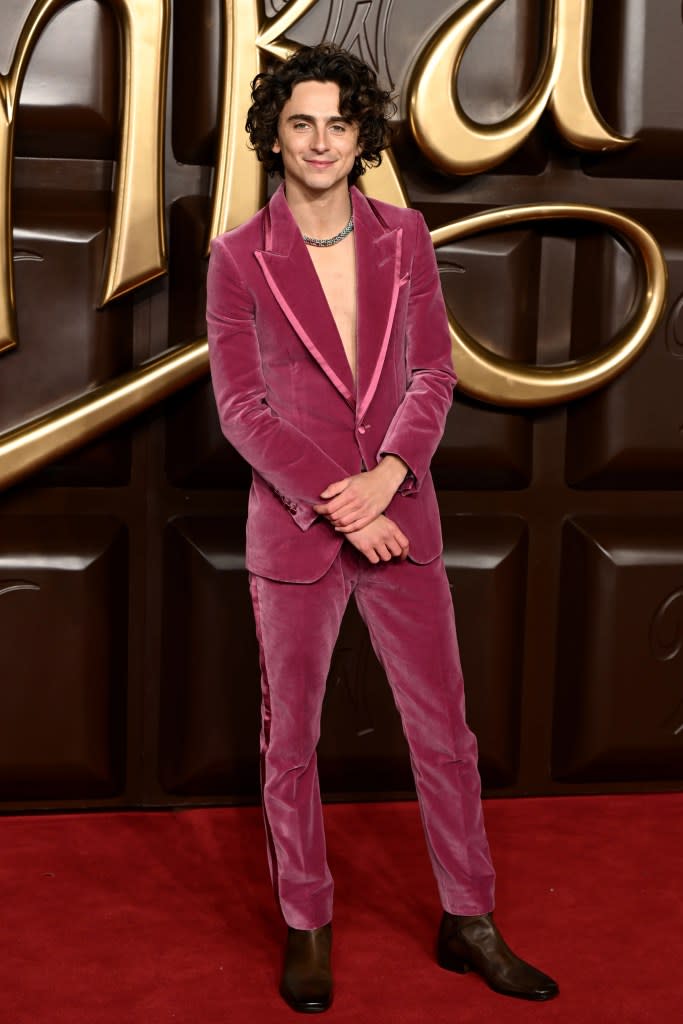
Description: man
207,43,558,1013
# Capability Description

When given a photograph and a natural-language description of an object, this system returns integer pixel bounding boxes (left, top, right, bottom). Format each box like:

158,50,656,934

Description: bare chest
308,238,357,380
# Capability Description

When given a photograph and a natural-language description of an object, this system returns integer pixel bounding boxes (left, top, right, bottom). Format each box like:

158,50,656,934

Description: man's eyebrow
285,113,353,123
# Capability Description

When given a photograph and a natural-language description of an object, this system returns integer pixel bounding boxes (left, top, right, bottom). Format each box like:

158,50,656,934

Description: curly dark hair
246,43,395,185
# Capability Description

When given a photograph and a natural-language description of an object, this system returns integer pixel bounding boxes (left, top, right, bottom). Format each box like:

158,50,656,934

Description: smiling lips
305,159,335,167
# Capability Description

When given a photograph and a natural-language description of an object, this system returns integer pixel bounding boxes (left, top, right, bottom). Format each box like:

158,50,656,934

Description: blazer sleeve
378,210,457,494
206,234,351,531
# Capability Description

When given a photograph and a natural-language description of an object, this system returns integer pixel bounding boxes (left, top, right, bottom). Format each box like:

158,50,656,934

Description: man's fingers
386,537,404,558
386,527,410,560
319,478,350,500
334,516,372,534
314,495,351,516
330,502,362,524
344,513,411,564
361,542,390,563
395,528,410,550
315,493,360,518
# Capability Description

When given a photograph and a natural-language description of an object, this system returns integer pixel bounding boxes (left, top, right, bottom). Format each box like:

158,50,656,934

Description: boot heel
437,948,471,974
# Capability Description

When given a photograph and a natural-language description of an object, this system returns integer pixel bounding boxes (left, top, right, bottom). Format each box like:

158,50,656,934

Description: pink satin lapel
256,187,355,407
255,249,355,406
254,185,404,418
354,211,403,423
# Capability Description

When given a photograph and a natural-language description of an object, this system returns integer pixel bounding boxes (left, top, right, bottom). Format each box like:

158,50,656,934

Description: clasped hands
313,455,410,564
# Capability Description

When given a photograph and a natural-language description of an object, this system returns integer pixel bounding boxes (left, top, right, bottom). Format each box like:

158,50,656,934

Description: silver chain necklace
301,214,354,247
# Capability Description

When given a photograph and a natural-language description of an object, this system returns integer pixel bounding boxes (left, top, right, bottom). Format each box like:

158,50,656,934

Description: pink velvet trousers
248,545,496,930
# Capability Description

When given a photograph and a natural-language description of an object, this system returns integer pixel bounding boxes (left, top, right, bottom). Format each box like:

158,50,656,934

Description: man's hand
344,514,410,564
313,455,408,533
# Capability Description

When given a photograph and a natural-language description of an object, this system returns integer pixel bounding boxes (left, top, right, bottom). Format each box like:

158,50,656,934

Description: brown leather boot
280,922,333,1013
437,912,559,1001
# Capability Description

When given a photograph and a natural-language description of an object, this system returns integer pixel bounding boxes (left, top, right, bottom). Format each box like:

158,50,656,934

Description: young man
206,44,558,1014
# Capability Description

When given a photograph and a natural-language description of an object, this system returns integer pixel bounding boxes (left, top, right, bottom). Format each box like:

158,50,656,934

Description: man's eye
329,124,346,133
293,122,310,130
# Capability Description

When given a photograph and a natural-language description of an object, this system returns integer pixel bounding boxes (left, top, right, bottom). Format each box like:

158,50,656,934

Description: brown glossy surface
554,518,683,781
14,0,118,160
2,189,133,484
0,517,127,798
587,0,683,178
171,0,220,165
0,0,681,810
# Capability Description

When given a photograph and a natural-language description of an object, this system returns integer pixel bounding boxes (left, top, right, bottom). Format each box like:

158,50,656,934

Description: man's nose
310,127,328,151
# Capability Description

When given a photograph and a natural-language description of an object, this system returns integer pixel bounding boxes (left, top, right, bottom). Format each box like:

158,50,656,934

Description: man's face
272,80,362,196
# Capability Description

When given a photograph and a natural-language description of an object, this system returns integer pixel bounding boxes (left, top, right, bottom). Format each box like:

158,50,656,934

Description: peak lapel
352,188,403,423
254,185,356,407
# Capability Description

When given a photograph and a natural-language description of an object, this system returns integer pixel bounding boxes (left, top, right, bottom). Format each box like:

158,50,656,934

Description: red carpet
1,794,681,1023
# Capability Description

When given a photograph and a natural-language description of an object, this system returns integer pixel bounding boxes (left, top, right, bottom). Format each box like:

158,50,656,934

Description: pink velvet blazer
206,183,456,583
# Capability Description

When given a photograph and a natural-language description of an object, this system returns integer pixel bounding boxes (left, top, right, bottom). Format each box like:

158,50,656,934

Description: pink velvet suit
206,184,495,928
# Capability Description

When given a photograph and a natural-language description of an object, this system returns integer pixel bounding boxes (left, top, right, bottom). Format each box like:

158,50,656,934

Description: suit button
358,423,369,434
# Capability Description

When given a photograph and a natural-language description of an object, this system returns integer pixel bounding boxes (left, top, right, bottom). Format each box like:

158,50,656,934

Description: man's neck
283,180,353,240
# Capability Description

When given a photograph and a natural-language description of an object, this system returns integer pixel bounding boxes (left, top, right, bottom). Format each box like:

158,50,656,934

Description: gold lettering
550,0,625,149
100,1,169,305
258,0,409,213
0,1,669,493
256,0,318,63
208,0,408,242
208,0,333,245
207,0,264,247
430,204,667,405
0,338,207,491
0,0,169,352
408,0,630,176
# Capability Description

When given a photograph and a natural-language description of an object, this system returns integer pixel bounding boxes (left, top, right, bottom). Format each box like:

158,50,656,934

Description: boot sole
437,950,559,1001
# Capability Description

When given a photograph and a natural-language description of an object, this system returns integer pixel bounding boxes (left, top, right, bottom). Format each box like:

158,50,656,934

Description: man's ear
272,137,281,154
